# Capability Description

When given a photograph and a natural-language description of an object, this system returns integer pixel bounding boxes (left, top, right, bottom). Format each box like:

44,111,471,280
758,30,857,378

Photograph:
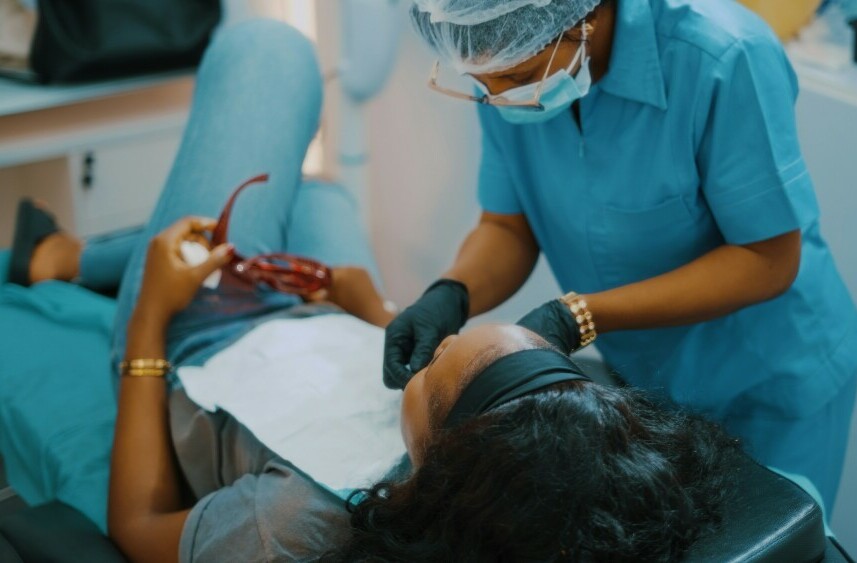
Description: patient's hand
135,217,234,323
309,267,395,328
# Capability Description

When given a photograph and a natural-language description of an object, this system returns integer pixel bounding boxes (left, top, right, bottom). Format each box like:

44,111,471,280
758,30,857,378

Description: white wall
796,85,857,553
363,6,857,549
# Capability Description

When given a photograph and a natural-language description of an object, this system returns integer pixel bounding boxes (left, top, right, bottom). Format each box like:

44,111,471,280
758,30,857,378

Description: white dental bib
177,314,406,492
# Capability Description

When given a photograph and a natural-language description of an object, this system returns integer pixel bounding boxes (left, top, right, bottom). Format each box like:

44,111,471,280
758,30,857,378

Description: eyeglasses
211,174,333,297
427,22,590,110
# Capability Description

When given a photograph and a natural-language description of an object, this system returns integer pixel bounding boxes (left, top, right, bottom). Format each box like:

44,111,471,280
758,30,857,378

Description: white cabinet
0,75,192,245
0,131,180,243
68,134,180,237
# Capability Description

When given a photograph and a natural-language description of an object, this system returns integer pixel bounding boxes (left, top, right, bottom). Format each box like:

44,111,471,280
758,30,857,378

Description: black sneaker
8,199,60,287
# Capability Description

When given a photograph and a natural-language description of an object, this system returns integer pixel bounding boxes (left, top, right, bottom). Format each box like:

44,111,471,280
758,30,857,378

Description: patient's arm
109,310,189,563
108,218,233,563
312,266,396,328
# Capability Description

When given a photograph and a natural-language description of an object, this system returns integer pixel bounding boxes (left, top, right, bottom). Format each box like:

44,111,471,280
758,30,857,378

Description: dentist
384,0,857,512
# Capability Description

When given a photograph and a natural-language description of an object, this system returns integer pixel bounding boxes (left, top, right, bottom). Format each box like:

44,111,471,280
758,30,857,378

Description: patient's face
401,324,542,465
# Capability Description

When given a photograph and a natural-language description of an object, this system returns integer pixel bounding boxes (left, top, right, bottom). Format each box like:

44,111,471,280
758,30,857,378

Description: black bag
30,0,222,84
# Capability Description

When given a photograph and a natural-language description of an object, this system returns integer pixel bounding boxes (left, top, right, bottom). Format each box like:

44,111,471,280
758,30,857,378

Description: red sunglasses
210,174,333,297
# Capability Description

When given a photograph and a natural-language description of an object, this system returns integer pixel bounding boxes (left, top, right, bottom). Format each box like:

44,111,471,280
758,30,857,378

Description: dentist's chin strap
444,348,592,429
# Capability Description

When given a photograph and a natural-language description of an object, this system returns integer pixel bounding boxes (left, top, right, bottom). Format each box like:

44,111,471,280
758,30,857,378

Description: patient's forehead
425,325,547,427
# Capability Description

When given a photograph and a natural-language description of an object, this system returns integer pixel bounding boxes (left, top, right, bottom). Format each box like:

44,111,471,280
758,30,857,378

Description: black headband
444,348,591,429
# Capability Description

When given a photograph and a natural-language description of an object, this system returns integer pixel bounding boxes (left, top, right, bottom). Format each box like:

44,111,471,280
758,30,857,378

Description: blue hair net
411,0,600,74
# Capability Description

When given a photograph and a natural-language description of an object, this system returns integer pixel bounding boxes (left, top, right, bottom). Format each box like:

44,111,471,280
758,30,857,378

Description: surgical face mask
490,40,592,125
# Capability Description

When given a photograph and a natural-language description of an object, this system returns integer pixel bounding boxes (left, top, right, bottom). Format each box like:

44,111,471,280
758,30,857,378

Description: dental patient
113,218,739,562
6,19,739,563
10,202,739,563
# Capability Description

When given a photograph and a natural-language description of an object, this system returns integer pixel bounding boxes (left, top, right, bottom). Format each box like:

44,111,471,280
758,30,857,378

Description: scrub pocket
590,195,721,289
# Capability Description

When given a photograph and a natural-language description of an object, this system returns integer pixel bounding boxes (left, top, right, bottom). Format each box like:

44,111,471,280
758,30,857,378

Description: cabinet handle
82,152,95,190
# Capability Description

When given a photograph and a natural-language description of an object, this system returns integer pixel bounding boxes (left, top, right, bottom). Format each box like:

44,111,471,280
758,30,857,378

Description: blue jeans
77,227,142,293
108,19,379,379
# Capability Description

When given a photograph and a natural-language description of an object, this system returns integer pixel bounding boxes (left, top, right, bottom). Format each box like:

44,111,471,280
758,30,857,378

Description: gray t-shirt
170,389,352,562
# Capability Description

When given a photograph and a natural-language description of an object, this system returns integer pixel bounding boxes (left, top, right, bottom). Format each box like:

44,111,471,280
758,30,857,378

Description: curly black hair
331,381,740,562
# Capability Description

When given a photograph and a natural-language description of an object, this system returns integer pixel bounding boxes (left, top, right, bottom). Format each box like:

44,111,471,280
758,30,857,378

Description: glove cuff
426,278,470,324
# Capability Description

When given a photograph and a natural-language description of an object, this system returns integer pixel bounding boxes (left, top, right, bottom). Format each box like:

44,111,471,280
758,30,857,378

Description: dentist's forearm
445,212,540,317
585,230,801,333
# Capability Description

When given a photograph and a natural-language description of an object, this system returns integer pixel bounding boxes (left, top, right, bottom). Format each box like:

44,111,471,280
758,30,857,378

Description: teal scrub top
477,0,857,420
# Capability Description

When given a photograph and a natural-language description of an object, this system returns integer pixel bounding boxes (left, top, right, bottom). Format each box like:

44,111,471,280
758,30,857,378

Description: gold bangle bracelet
124,368,169,378
560,292,597,348
120,359,172,370
120,359,172,378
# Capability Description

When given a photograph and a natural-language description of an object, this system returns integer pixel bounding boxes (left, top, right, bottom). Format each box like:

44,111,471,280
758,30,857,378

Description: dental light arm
337,0,403,222
339,0,403,103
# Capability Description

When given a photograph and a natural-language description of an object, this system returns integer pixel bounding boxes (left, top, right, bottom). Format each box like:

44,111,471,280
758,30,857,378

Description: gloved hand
516,299,581,355
383,279,469,389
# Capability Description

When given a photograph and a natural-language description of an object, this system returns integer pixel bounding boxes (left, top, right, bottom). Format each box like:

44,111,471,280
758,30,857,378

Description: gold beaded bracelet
119,359,173,378
560,292,597,348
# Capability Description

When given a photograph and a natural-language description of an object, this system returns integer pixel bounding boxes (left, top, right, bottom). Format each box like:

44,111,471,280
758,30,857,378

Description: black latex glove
383,279,469,389
516,299,581,355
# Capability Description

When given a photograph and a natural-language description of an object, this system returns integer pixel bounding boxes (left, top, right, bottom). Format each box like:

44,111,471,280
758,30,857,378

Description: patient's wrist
130,306,169,332
132,290,173,326
346,295,396,328
367,301,397,328
126,306,170,362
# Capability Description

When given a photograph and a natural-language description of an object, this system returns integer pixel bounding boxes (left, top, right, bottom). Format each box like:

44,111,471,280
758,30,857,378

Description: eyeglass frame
427,21,591,112
211,174,333,297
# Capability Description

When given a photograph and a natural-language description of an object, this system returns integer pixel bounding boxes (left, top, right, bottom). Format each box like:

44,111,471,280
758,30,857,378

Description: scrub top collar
598,0,668,111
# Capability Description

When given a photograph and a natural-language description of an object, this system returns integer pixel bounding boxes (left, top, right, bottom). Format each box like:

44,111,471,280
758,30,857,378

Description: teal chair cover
0,250,117,533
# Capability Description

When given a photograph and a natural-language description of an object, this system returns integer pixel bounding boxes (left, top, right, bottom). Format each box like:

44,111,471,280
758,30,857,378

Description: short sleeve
477,104,523,214
696,38,819,245
180,461,350,563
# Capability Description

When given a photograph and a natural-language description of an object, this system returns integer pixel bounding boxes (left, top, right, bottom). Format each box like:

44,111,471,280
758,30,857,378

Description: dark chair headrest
0,533,24,563
0,454,834,563
0,502,126,563
684,452,826,562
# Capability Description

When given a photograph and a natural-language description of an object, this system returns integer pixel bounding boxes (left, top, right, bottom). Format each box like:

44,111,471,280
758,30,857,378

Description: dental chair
0,444,853,562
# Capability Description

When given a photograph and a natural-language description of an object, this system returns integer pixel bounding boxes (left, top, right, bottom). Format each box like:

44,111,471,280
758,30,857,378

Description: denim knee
200,18,322,106
300,179,360,211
